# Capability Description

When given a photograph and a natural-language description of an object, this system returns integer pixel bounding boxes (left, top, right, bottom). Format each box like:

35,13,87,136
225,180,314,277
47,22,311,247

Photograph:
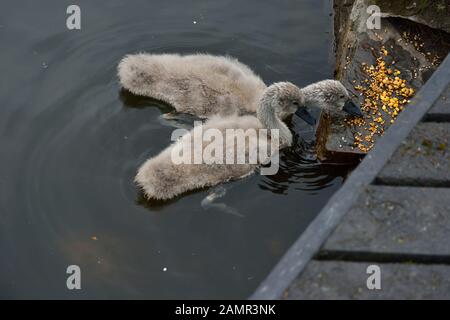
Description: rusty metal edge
249,53,450,300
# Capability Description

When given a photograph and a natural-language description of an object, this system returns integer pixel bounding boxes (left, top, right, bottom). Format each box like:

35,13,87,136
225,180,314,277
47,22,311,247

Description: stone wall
316,0,450,162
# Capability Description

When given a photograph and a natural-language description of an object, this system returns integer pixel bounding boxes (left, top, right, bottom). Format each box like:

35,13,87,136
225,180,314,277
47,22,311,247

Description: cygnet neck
257,93,293,147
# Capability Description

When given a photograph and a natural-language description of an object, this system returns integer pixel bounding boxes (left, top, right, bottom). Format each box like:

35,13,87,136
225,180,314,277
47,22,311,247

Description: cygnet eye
293,101,299,106
339,94,345,99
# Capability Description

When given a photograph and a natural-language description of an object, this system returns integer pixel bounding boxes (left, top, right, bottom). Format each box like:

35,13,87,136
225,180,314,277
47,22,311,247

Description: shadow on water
119,88,172,111
260,136,355,195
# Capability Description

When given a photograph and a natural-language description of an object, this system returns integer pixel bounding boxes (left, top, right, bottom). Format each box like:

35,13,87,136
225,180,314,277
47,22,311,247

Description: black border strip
317,250,450,265
249,53,450,300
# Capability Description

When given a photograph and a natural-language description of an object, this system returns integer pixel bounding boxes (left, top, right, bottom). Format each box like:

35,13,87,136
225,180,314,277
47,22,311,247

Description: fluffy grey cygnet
135,82,306,200
118,53,362,120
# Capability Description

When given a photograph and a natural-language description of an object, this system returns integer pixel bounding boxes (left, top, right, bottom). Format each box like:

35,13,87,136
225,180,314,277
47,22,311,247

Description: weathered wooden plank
426,85,450,121
322,185,450,256
377,122,450,186
283,260,450,300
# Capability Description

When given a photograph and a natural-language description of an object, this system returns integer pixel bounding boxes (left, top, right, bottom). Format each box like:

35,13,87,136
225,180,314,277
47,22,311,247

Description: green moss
437,2,446,11
421,139,433,148
417,0,430,12
437,142,447,151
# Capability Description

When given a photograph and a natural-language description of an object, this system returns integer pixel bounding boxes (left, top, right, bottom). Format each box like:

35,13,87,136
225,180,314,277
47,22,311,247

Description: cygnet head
260,82,315,125
302,79,363,117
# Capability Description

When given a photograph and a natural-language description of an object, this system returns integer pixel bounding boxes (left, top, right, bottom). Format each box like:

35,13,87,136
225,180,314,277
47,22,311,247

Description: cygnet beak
343,100,363,117
295,107,316,125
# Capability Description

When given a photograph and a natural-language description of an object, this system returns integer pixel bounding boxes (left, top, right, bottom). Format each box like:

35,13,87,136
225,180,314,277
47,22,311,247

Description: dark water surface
0,0,352,298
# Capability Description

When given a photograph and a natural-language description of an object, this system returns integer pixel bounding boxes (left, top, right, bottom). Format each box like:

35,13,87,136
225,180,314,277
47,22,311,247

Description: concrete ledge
283,260,450,300
323,186,450,255
425,85,450,122
377,123,450,187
